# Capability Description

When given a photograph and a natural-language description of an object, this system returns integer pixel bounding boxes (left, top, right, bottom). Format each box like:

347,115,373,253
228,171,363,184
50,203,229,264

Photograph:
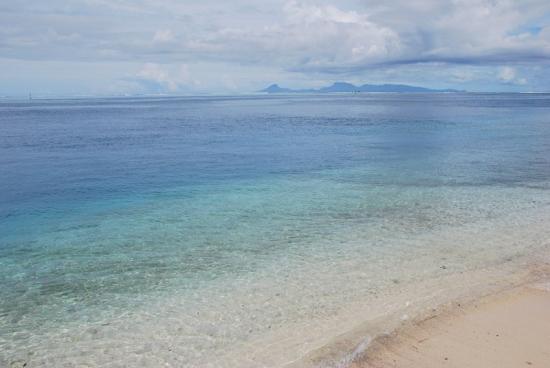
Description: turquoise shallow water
1,94,550,367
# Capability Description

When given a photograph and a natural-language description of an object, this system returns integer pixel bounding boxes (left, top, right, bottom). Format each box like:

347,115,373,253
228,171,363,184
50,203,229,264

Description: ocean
1,93,550,367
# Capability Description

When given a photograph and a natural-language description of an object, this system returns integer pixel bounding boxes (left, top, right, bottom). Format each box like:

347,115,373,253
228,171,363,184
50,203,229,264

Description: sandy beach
352,282,550,368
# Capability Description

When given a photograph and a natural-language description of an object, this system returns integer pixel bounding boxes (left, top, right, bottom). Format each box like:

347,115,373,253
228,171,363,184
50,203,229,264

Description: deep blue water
1,93,550,366
3,94,549,221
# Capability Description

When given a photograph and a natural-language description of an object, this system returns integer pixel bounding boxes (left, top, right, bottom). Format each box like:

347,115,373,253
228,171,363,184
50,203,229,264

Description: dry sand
352,283,550,368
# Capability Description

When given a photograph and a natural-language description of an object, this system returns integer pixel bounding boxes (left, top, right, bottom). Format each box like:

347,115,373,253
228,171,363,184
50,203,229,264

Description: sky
1,0,550,96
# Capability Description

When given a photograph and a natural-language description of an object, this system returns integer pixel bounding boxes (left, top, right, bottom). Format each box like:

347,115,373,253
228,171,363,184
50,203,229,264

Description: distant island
260,82,463,93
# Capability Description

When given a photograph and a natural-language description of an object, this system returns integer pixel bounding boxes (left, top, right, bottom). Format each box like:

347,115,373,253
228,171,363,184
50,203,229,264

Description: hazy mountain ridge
260,82,463,93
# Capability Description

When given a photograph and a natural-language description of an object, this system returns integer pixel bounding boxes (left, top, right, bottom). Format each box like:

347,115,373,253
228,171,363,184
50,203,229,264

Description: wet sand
353,283,550,368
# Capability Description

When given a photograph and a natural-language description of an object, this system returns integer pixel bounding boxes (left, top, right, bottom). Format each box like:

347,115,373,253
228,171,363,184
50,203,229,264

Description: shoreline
288,259,550,368
351,271,550,367
3,203,550,367
3,242,550,368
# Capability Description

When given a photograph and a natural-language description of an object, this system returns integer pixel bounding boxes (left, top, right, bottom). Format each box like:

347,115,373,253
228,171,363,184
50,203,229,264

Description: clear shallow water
1,94,550,367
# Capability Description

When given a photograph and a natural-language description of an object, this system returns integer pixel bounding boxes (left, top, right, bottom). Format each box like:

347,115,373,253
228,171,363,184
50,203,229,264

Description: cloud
136,63,175,91
450,69,475,83
153,29,175,43
2,0,549,70
498,66,517,82
135,63,195,92
1,0,550,94
497,66,527,85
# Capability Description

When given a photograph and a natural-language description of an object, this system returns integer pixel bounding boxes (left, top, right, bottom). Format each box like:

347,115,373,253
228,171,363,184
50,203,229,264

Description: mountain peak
259,84,292,93
318,82,357,92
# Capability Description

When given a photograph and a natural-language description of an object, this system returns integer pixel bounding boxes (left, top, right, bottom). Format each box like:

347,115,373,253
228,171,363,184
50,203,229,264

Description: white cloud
135,63,199,92
498,66,516,82
136,63,178,91
4,0,549,70
153,29,175,43
281,1,402,67
516,77,528,85
497,66,527,85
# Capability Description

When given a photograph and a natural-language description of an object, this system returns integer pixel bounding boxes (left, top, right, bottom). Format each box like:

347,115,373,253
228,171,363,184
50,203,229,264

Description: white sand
354,284,550,368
